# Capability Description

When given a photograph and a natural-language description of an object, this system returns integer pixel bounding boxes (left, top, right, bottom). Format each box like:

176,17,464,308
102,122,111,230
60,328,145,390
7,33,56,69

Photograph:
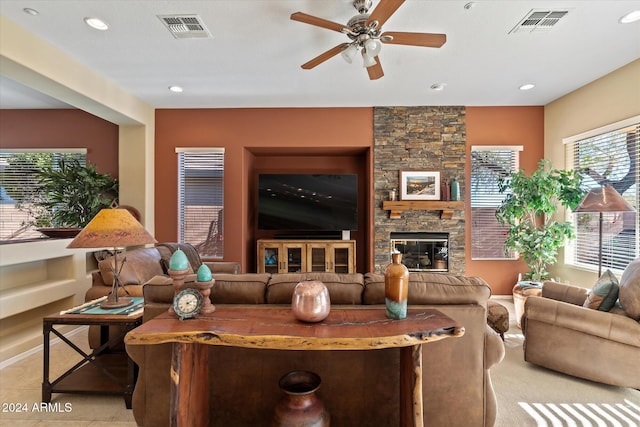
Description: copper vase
291,280,331,322
272,370,330,427
384,253,410,320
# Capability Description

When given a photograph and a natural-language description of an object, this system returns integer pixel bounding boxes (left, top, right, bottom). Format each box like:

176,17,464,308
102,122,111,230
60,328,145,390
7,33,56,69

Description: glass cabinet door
260,245,281,274
285,245,304,272
333,246,352,274
308,245,328,272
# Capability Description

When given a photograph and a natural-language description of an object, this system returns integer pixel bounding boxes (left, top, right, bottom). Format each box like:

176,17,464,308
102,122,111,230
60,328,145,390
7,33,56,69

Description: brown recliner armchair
521,262,640,388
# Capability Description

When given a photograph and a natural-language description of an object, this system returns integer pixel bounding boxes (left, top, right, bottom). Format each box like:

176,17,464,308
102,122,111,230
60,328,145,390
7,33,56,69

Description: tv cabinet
257,239,356,274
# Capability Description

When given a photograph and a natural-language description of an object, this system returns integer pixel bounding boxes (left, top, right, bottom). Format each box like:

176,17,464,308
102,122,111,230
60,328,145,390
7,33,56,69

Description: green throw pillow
583,269,619,311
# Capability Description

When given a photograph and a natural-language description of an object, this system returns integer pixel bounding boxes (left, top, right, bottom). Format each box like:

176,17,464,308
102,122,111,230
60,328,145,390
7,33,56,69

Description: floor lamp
68,208,157,308
573,185,635,277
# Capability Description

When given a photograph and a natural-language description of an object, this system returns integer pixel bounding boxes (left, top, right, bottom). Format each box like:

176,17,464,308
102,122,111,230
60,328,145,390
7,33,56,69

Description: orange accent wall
154,108,373,272
0,109,119,177
465,106,544,295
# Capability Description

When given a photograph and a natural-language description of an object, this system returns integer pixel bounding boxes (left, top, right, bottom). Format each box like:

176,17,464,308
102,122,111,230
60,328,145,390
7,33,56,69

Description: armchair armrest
541,280,588,306
525,296,640,348
484,326,505,368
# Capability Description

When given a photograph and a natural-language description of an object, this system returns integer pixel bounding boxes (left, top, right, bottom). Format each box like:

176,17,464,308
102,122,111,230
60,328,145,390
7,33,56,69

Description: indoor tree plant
496,159,584,282
20,158,118,233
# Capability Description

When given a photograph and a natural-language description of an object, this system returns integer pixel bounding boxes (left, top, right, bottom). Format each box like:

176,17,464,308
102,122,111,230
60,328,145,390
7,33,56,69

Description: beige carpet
492,299,640,427
0,301,638,426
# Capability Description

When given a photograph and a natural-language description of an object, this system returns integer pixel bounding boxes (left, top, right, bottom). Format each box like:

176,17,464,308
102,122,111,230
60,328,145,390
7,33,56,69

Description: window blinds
0,150,86,241
470,146,522,260
565,119,639,273
177,148,225,259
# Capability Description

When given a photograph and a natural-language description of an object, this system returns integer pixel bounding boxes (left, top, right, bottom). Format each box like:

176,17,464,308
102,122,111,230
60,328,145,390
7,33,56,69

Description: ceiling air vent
509,9,569,34
158,15,212,39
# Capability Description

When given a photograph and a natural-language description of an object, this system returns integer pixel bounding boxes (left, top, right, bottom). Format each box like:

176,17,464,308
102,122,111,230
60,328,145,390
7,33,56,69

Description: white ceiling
1,0,639,109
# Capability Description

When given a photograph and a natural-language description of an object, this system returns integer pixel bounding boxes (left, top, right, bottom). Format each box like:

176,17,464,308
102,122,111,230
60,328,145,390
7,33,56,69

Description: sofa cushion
619,257,640,320
583,269,619,311
213,274,270,304
266,272,364,304
363,272,491,307
98,247,164,286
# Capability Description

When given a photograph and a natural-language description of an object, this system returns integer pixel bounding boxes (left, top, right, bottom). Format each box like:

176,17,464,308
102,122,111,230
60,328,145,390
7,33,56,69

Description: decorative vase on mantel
272,370,330,427
384,252,410,320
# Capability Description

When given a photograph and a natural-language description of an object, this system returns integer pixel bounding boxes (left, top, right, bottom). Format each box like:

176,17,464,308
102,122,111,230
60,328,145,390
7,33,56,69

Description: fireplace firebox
389,232,449,272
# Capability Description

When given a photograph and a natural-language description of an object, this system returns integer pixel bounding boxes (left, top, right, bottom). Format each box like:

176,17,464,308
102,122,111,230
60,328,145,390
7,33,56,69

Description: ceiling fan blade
365,56,384,80
381,31,446,48
291,12,348,33
301,43,350,70
366,0,405,28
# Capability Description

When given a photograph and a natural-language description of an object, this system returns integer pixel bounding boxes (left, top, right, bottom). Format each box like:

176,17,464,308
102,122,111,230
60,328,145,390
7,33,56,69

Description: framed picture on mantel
400,170,441,201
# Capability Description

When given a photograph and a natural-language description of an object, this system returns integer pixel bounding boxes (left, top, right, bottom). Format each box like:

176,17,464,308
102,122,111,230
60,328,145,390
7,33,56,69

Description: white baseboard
0,325,88,370
490,295,514,301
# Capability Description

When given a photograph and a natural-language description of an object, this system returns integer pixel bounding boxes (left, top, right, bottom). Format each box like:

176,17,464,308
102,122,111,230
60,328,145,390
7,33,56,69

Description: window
177,148,225,259
0,149,86,241
470,145,522,260
565,117,639,273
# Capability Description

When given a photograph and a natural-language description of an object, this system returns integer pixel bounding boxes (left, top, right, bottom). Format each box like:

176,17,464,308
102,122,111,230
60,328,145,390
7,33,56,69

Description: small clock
173,288,204,321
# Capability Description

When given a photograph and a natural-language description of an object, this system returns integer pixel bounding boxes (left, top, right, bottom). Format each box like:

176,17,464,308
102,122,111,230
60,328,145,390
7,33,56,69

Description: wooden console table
125,306,464,427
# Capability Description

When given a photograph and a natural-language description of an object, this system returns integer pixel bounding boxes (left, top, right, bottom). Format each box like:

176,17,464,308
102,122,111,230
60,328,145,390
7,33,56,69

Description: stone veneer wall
373,106,466,273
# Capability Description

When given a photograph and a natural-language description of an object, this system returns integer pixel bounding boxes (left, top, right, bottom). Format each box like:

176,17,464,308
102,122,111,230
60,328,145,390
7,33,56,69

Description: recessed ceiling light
84,17,109,31
619,10,640,24
464,2,476,11
430,83,446,91
519,83,535,91
169,85,183,93
23,8,39,16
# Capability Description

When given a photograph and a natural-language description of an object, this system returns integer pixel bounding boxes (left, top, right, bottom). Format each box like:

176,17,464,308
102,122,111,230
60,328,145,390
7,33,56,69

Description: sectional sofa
122,251,505,427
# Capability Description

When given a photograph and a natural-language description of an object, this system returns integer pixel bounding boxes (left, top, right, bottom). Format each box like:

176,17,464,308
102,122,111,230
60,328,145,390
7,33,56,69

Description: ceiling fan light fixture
341,44,359,64
363,38,382,56
23,8,39,16
619,10,640,24
84,17,109,31
362,52,377,68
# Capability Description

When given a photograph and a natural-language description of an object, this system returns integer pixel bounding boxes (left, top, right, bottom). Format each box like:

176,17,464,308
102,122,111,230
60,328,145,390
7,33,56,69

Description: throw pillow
619,257,640,320
583,269,619,311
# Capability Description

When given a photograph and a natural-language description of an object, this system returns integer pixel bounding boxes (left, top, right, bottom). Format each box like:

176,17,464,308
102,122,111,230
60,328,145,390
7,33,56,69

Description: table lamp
573,185,635,276
68,208,157,308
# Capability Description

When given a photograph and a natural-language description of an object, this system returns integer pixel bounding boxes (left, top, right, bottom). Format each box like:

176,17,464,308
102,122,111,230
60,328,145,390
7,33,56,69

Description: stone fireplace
373,106,466,274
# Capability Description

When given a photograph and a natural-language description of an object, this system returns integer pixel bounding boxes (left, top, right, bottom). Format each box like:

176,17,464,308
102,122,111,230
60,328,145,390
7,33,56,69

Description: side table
513,282,543,328
42,310,143,408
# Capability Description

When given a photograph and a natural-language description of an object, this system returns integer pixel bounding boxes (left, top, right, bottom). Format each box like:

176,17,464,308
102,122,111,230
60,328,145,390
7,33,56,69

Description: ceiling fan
291,0,446,80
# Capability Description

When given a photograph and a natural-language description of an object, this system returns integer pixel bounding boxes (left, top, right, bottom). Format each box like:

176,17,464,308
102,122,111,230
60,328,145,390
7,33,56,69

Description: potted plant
496,159,584,282
20,158,118,236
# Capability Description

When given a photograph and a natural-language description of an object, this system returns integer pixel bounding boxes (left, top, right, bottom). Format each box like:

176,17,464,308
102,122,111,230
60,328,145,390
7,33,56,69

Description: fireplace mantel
382,201,464,220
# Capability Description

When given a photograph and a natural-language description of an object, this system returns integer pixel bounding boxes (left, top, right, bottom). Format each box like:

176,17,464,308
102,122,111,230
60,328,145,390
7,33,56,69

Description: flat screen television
258,174,358,231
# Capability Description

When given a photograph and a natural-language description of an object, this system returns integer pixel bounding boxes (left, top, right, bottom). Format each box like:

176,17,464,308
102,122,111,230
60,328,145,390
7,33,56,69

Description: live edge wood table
42,311,143,408
125,306,465,427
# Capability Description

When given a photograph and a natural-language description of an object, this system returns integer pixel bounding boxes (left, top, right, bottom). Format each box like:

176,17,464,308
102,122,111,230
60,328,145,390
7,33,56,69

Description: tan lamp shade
67,208,156,309
573,185,635,277
67,208,157,249
573,185,635,213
